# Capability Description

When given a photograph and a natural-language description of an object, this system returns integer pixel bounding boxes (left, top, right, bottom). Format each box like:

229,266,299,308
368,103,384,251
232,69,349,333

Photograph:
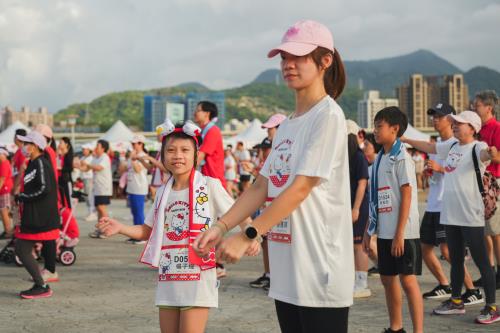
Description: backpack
471,144,500,220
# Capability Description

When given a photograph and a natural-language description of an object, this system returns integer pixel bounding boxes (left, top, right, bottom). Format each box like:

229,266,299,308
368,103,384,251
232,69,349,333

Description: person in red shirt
0,148,13,239
12,128,28,195
474,90,500,288
193,101,226,188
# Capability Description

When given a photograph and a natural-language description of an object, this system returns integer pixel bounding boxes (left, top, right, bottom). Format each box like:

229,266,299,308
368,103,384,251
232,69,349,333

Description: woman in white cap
14,131,60,299
403,111,500,325
125,134,149,244
195,20,353,332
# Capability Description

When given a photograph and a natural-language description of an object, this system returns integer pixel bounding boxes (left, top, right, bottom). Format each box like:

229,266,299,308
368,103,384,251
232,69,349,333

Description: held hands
426,159,442,172
193,225,225,257
96,217,123,237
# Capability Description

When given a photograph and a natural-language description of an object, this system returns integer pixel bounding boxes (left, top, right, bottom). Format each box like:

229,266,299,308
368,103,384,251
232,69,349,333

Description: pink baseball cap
35,124,53,138
262,114,287,128
267,20,334,58
449,110,482,133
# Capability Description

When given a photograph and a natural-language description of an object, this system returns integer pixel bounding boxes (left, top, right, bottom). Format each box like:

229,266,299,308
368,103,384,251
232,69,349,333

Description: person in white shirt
403,111,500,325
81,144,97,221
233,142,252,193
125,134,150,244
194,20,354,333
224,145,238,196
80,140,113,239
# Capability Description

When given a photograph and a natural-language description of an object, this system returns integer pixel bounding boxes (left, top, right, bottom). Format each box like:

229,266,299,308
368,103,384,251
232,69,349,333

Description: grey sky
1,0,499,112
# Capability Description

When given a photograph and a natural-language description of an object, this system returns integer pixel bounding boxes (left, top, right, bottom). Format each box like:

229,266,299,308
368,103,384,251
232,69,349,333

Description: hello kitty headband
156,119,201,145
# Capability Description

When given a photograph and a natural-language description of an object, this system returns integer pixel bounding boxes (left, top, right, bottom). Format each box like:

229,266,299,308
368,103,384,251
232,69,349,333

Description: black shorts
240,175,251,182
94,195,111,207
353,217,368,244
377,238,422,276
420,211,446,246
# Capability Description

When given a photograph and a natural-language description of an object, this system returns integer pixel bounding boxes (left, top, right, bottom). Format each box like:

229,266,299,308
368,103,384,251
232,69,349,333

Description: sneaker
216,264,227,279
473,277,482,288
132,239,146,245
433,299,466,315
353,286,372,298
368,266,380,277
476,305,500,324
382,328,406,333
249,273,270,288
462,289,484,306
423,285,452,300
20,284,52,299
88,230,107,239
85,213,98,222
263,283,270,292
31,269,59,283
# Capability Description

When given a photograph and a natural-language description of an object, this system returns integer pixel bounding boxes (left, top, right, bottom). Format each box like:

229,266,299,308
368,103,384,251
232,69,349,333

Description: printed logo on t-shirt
164,200,189,242
444,151,462,173
269,139,293,188
194,188,210,231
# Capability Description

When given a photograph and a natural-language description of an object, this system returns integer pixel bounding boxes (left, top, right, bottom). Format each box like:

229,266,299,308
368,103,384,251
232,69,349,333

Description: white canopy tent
225,119,268,149
0,121,30,151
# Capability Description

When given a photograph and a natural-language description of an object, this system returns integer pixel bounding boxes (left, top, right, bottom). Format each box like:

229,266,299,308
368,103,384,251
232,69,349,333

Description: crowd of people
1,19,499,333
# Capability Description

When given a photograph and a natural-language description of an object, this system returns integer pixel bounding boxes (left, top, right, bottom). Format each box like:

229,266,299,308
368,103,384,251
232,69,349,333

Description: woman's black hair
60,137,74,174
347,133,360,162
310,47,346,100
160,124,198,169
45,135,57,151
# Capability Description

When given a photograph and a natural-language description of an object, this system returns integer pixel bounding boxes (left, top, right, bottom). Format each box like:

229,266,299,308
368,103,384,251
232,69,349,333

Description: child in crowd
403,110,499,325
363,106,423,333
97,120,259,333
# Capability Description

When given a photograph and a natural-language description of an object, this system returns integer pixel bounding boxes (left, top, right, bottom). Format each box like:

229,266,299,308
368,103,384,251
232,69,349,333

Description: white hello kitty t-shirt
436,140,489,227
144,177,234,307
260,96,354,308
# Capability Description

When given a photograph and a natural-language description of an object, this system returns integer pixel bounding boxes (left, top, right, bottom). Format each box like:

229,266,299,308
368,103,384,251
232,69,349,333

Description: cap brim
267,42,317,58
449,114,466,123
16,135,33,143
261,122,276,129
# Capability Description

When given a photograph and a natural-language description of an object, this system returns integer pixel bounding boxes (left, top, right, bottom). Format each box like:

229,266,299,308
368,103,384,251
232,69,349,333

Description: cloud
0,0,498,112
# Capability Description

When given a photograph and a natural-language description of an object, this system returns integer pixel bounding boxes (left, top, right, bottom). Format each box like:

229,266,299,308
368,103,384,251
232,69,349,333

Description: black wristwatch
244,225,263,243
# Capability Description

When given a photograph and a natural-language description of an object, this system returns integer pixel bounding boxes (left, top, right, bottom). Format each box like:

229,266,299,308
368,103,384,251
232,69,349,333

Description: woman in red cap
195,20,353,333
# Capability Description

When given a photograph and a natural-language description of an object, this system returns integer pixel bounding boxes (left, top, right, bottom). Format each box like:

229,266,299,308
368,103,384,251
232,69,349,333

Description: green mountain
464,66,500,96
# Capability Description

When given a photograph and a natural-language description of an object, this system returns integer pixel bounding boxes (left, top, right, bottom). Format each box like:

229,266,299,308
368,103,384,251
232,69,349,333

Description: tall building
144,95,185,131
396,74,469,131
186,92,225,128
357,90,399,130
1,106,53,130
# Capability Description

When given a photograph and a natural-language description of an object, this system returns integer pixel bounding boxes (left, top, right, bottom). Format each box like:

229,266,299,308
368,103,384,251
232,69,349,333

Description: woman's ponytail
311,47,346,100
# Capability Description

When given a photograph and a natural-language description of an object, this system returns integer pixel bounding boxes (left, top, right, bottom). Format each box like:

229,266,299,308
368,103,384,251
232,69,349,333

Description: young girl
194,20,354,333
57,136,74,208
14,131,60,299
97,120,259,333
403,110,499,325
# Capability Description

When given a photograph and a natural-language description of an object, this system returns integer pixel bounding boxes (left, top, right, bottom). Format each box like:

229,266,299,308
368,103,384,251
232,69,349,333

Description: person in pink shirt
473,90,500,289
0,148,13,239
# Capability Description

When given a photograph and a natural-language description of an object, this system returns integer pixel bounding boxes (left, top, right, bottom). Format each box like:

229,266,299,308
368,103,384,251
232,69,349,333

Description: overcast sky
1,0,499,112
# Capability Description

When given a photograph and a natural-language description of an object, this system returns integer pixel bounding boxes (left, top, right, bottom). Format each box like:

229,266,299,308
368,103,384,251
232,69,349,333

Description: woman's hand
96,217,123,237
216,233,253,264
193,225,224,257
245,240,261,257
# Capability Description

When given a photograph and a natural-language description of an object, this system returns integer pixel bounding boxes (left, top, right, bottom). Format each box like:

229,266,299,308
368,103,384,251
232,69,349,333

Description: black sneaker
20,284,52,299
473,277,482,287
368,266,380,277
423,284,452,300
249,273,270,288
382,328,406,333
461,289,484,306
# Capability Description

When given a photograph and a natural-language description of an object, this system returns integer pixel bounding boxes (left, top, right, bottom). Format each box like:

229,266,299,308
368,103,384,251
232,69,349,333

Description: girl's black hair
61,137,74,174
364,133,382,153
347,133,360,162
160,124,198,169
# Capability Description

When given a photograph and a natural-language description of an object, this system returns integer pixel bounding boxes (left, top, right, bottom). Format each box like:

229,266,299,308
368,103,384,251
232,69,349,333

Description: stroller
56,206,79,266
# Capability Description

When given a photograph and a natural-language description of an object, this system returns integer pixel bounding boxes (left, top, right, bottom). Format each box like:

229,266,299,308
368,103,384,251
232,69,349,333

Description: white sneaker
353,286,372,298
85,213,98,222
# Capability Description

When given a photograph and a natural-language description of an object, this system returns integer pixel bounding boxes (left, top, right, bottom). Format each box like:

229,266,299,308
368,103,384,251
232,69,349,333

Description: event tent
0,121,30,151
225,119,268,148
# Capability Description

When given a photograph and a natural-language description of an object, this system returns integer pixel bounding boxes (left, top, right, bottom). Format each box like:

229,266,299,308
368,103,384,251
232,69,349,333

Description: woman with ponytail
195,20,354,333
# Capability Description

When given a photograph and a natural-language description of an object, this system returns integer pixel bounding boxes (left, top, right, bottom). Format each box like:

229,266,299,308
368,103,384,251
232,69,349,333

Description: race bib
269,217,292,243
158,247,200,281
378,186,392,213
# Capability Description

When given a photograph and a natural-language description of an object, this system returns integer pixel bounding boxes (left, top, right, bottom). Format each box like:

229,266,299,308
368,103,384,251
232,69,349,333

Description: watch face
245,226,258,239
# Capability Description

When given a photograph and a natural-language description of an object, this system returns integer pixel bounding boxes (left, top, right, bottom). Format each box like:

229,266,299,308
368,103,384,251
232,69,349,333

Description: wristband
212,223,227,235
218,219,230,232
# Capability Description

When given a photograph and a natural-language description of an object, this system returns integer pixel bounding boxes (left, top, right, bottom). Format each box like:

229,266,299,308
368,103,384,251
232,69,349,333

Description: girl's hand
193,225,224,257
96,217,123,237
245,240,261,257
362,233,373,255
216,233,252,264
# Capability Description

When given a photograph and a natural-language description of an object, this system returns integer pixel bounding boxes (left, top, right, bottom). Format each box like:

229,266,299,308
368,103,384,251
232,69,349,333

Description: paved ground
0,199,499,333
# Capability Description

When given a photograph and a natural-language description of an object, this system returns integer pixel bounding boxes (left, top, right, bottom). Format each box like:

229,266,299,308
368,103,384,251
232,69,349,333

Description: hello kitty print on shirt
269,139,293,188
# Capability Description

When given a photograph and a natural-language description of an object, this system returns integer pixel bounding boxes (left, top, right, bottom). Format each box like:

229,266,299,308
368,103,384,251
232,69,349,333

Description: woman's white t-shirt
436,140,489,227
144,177,234,307
260,96,354,308
126,152,149,195
224,155,236,181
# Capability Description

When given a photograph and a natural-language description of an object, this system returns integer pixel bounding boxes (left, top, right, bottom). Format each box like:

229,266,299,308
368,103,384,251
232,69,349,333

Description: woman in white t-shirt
224,145,238,196
194,20,354,332
97,120,259,333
